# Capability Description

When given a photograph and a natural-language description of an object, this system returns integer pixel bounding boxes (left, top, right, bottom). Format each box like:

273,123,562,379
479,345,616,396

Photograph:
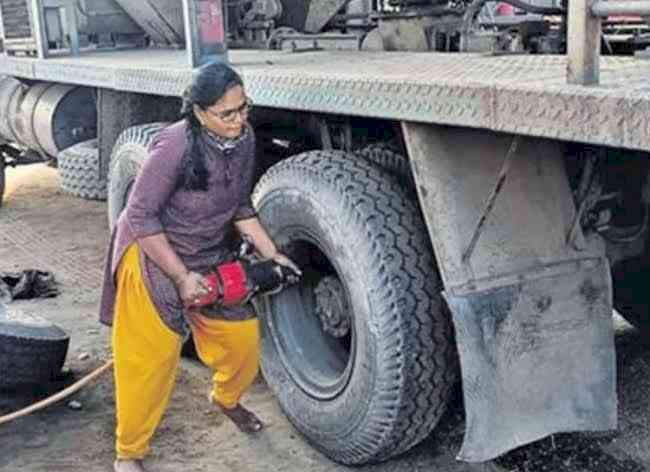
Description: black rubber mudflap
446,258,617,462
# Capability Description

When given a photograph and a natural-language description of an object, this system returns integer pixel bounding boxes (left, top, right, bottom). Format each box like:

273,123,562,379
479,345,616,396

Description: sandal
213,399,264,434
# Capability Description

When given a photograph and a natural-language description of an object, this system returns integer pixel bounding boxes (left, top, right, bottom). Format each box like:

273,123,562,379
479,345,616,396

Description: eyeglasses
205,98,253,123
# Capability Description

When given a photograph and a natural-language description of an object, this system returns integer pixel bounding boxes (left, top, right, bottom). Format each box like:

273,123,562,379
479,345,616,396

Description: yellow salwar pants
112,244,260,460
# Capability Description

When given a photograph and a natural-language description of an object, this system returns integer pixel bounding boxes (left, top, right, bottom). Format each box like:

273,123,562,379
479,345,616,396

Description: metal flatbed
1,48,648,151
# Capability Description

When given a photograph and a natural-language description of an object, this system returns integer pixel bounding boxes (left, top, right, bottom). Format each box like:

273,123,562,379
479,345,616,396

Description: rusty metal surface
1,50,650,150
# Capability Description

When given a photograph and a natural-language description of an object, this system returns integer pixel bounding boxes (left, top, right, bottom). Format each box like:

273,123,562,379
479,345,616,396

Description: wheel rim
264,234,355,400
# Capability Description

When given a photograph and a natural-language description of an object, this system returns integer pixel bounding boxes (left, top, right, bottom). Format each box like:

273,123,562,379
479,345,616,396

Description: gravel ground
0,164,648,472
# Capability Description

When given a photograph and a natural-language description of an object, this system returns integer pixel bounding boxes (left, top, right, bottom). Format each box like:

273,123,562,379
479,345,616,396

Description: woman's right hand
175,271,210,307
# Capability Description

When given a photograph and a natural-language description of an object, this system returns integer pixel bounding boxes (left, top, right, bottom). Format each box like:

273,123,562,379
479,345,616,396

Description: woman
99,62,299,472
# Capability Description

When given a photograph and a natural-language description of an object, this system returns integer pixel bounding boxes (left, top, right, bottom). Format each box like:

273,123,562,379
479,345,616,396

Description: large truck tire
57,139,107,201
0,303,69,388
107,123,165,229
252,150,458,465
612,257,650,332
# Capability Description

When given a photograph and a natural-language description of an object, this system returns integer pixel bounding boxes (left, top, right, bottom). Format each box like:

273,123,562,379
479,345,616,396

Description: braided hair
179,62,244,191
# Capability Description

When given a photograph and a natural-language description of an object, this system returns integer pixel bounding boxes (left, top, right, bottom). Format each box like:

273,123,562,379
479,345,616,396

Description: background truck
0,0,649,466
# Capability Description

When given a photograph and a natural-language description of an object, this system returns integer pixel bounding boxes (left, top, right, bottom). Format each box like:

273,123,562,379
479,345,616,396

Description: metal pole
591,0,650,16
567,0,601,85
182,0,200,68
182,0,228,69
29,0,49,59
64,0,80,57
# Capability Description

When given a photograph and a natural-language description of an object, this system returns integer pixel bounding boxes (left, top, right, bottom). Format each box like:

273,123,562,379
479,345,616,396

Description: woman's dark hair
179,61,244,190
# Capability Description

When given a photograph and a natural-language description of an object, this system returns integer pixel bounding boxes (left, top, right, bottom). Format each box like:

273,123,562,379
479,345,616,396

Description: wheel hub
314,276,351,338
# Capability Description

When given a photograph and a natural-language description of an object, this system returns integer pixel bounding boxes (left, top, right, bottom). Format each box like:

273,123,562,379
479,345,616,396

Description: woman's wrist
170,268,190,286
267,248,279,258
254,242,278,260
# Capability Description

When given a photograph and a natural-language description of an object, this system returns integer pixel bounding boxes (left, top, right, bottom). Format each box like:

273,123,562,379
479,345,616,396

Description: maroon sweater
99,120,257,335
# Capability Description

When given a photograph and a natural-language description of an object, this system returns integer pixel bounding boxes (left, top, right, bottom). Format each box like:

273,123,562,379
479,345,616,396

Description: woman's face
196,85,250,139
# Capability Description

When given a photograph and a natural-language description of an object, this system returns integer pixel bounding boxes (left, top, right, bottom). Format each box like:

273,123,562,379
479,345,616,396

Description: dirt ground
1,164,649,472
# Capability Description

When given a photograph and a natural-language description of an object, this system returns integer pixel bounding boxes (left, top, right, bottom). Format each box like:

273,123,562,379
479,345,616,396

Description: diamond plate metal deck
1,49,649,151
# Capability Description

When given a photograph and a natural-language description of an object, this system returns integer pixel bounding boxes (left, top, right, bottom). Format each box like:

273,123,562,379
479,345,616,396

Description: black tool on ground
0,270,59,304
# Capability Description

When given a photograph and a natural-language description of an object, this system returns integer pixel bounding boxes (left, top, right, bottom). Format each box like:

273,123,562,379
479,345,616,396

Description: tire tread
57,139,107,201
253,150,458,464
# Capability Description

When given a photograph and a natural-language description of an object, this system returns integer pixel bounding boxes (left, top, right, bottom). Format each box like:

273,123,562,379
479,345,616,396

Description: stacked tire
57,139,107,201
0,302,69,388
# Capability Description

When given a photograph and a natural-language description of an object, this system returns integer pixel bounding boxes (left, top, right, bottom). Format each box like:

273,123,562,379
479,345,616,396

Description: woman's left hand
272,253,302,277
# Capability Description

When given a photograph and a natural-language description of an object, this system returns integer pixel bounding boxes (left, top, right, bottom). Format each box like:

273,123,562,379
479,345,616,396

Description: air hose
0,359,114,426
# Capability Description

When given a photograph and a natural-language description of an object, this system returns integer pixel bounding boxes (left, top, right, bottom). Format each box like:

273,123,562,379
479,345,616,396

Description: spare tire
107,123,165,229
57,139,107,201
0,302,69,388
253,150,458,465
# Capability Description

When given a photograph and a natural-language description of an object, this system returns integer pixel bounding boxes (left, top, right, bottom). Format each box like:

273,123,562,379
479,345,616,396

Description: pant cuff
116,447,149,461
210,391,239,410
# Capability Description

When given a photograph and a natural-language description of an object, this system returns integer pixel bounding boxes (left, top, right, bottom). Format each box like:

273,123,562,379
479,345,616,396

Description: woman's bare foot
218,403,264,434
114,459,148,472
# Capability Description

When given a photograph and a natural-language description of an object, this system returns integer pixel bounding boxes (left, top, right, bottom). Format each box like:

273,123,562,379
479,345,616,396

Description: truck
0,0,649,466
